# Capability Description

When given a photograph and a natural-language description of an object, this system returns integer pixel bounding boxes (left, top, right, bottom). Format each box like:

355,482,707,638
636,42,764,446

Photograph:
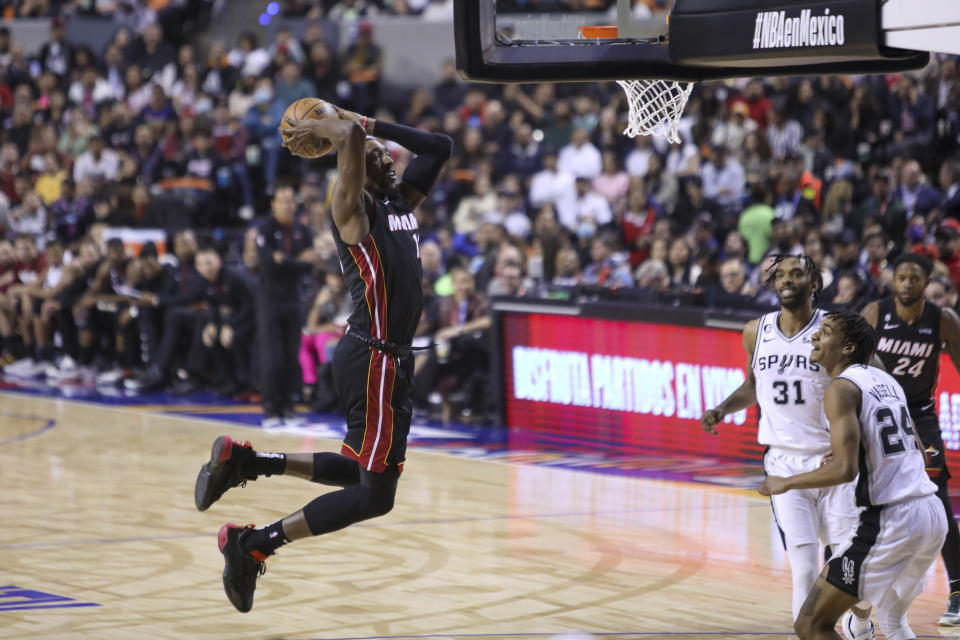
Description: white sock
848,610,872,634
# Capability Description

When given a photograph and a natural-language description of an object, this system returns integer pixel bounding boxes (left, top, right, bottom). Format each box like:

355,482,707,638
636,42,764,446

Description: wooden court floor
0,392,953,640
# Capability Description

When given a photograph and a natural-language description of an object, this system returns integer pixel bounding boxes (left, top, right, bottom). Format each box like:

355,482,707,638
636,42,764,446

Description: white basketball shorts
765,447,860,548
826,493,947,606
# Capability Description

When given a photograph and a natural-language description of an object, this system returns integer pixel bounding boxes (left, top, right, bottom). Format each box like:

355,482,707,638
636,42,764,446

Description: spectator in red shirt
620,180,657,267
13,234,46,288
459,88,486,128
934,222,960,293
0,238,18,359
0,238,15,292
730,78,772,130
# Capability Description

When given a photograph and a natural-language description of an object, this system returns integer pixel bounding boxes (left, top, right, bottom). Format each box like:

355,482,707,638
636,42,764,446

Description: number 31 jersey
753,309,831,452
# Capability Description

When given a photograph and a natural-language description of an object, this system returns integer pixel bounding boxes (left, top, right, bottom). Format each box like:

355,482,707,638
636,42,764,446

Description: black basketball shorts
332,332,414,475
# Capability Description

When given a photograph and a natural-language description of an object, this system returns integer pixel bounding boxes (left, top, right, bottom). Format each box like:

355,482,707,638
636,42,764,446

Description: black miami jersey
332,194,424,346
872,298,941,414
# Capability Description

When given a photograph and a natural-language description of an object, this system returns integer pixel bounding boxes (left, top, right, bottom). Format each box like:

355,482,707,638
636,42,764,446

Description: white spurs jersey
836,364,937,507
753,309,830,451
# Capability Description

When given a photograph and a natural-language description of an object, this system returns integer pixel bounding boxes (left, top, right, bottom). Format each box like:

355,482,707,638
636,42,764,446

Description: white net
616,79,693,144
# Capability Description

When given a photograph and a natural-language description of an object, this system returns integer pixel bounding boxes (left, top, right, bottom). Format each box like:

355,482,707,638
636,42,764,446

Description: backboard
453,0,951,83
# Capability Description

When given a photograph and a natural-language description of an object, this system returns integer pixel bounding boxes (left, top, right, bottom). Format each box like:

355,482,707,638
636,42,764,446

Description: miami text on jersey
876,337,935,358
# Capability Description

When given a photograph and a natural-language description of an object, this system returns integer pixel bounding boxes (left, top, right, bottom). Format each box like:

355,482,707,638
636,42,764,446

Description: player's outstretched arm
338,108,453,210
701,318,759,435
941,306,960,374
759,379,860,495
392,123,453,210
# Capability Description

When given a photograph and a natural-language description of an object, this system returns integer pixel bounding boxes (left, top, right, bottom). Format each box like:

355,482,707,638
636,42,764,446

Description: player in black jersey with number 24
191,103,452,612
861,252,960,627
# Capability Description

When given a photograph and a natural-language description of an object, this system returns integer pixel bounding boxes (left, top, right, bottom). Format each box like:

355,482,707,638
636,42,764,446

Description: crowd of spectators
0,2,958,424
5,0,667,20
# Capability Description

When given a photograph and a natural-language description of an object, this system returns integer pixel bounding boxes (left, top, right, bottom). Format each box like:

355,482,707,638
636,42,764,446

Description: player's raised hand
333,106,364,123
280,116,317,153
701,408,724,435
758,476,788,496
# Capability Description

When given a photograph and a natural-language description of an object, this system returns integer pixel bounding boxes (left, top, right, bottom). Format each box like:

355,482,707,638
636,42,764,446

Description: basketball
281,98,338,159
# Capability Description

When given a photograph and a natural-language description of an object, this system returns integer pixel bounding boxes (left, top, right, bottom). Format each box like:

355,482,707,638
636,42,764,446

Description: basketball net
616,79,693,144
579,26,693,144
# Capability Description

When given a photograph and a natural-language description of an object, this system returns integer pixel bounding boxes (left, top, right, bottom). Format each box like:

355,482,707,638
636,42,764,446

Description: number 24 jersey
837,364,936,507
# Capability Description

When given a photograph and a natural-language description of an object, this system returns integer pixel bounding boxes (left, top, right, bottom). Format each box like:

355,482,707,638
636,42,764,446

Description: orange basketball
281,98,338,159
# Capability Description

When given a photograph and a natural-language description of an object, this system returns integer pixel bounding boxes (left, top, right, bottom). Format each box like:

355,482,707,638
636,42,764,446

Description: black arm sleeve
372,120,453,196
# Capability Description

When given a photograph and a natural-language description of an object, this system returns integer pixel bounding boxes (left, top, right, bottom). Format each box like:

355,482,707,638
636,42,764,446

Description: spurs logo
777,355,794,375
841,557,856,585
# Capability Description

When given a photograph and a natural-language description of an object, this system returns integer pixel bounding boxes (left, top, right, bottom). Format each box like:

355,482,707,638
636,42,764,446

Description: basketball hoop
579,25,693,144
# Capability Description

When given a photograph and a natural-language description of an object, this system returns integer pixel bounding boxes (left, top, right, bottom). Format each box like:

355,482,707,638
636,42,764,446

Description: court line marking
301,634,791,639
0,500,770,551
0,391,766,499
312,635,797,639
0,415,56,447
0,395,944,637
306,635,950,640
0,602,100,611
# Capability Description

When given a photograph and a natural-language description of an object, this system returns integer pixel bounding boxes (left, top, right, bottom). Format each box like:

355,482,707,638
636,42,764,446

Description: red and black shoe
218,523,267,613
194,436,256,511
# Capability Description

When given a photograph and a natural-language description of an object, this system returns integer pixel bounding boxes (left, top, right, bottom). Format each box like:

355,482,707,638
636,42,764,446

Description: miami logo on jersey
876,337,935,358
386,212,422,258
387,213,418,232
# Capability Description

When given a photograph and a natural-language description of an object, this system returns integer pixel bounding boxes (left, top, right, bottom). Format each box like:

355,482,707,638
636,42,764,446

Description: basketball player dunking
861,252,960,626
192,104,452,612
760,310,946,640
702,255,874,639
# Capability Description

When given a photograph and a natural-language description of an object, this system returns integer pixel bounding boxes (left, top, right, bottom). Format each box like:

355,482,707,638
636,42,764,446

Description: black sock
245,452,287,477
241,520,289,557
79,345,93,366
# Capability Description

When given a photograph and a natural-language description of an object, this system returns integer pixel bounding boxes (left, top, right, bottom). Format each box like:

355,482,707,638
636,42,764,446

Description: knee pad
364,488,394,518
361,471,397,518
311,452,361,486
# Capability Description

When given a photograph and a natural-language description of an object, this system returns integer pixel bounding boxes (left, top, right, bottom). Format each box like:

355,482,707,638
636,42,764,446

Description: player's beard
895,290,923,308
778,284,811,311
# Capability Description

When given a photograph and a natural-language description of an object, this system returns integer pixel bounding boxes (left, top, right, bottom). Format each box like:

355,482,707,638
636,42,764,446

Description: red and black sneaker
218,523,267,613
194,436,257,511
